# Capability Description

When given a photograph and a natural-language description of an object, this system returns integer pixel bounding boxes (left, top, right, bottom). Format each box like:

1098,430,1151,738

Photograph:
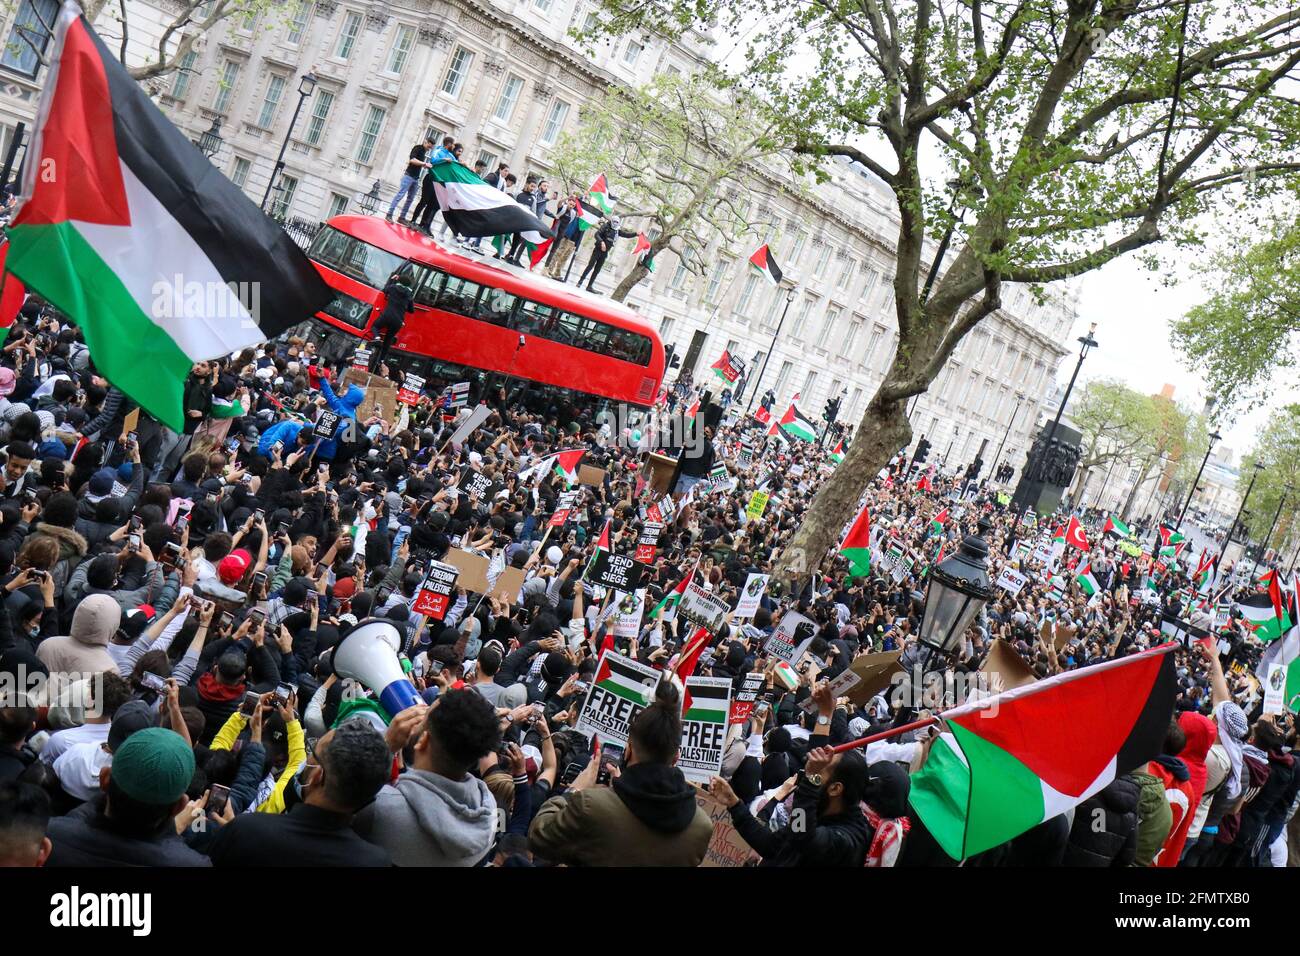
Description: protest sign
396,372,425,405
844,651,905,707
449,404,492,447
550,491,580,527
412,561,458,620
980,640,1037,692
1032,542,1056,565
729,672,765,725
462,469,495,502
657,494,677,524
494,566,526,605
996,567,1028,596
745,491,769,521
613,588,647,639
798,668,862,714
680,582,731,634
589,551,645,592
444,549,490,593
765,611,817,664
1263,662,1286,715
575,651,660,746
635,521,664,563
447,381,470,409
697,793,758,867
732,572,769,619
313,409,343,440
578,464,606,487
678,677,731,784
351,347,372,370
123,407,139,436
339,369,398,424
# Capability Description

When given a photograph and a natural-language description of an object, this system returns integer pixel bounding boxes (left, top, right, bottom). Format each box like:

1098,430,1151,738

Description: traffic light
914,437,931,464
823,397,840,422
664,344,681,369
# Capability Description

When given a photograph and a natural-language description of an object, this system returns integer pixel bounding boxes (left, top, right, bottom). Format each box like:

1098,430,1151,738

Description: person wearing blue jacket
315,377,366,460
257,419,307,458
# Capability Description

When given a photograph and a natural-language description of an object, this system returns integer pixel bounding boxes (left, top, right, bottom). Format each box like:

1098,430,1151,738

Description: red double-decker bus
302,215,664,406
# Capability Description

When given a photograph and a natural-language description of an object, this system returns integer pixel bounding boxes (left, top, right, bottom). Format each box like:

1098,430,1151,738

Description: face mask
293,761,317,801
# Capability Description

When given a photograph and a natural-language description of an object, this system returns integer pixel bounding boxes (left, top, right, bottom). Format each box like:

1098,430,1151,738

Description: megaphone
330,619,422,719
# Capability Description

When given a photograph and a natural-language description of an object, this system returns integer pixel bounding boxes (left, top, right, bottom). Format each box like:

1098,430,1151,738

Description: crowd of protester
0,293,1295,868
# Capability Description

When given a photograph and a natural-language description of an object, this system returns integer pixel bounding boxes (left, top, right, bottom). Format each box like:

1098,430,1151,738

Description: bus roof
327,215,656,337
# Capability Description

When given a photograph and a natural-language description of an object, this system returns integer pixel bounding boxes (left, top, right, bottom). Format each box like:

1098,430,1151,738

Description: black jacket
46,799,211,866
207,802,391,866
727,770,871,866
1062,774,1139,866
374,278,415,337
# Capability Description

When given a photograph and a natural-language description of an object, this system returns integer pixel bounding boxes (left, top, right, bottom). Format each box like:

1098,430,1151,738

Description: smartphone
140,672,168,693
126,430,138,447
128,532,142,552
225,437,240,454
129,514,142,531
271,440,285,454
163,541,183,564
596,743,624,787
176,514,189,533
755,700,770,718
560,762,584,787
240,690,261,716
27,568,47,582
277,521,290,537
251,570,268,589
206,783,231,816
274,682,294,706
248,608,265,629
253,509,265,524
218,611,234,632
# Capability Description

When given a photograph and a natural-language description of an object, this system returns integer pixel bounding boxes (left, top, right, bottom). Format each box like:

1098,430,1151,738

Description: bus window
412,266,446,306
308,226,406,288
480,287,518,327
514,299,554,336
578,318,610,353
437,274,482,317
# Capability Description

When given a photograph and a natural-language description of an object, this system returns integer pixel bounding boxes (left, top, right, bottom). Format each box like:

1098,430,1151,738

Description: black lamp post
744,285,797,416
1228,461,1265,547
1176,428,1221,529
918,535,993,654
1028,323,1098,487
269,179,286,220
260,72,317,211
1251,483,1293,578
197,116,224,160
358,179,382,216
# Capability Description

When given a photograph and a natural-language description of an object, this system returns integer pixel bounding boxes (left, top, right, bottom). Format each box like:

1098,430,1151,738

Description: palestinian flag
830,439,845,465
4,6,330,431
753,406,771,425
673,626,711,682
839,502,871,578
1103,515,1132,539
650,561,696,622
1158,525,1186,547
526,235,552,269
1064,516,1090,551
1076,563,1101,597
772,660,799,691
748,243,783,286
778,403,817,441
1256,580,1300,712
1238,592,1290,643
710,349,741,385
582,517,612,579
909,643,1177,860
426,161,553,240
682,673,729,722
587,173,614,215
1194,551,1218,591
684,398,700,422
574,198,603,231
1047,574,1067,602
633,231,654,272
593,651,658,707
0,240,27,344
553,448,585,486
930,507,949,536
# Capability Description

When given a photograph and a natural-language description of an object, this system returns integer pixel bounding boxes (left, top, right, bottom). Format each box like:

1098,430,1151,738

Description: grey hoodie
352,767,497,866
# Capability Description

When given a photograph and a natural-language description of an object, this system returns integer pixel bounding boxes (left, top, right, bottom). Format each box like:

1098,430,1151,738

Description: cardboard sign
732,572,769,620
550,490,580,528
412,560,458,620
697,792,758,867
635,521,664,563
680,582,731,634
396,372,425,405
678,676,732,784
575,650,661,746
578,464,607,487
443,548,490,594
980,640,1037,692
448,404,493,447
729,672,765,725
765,610,817,664
589,551,645,592
352,347,372,370
613,588,647,639
996,567,1028,596
745,491,769,521
799,668,862,714
339,368,398,424
122,407,139,436
844,651,905,707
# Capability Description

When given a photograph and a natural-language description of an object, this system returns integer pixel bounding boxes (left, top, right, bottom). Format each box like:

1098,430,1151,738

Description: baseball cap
86,467,117,501
107,700,156,752
109,727,195,804
218,549,252,585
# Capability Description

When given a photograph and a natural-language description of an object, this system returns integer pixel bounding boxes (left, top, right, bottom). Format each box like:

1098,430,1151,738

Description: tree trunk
769,389,912,589
1121,457,1154,520
610,262,649,303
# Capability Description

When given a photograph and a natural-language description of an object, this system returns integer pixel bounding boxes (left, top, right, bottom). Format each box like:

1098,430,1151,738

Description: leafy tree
551,72,795,302
1171,221,1300,409
1071,378,1159,498
591,0,1300,583
1239,407,1300,554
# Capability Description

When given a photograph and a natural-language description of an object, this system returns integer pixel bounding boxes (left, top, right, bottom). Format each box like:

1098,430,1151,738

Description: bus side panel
310,264,381,338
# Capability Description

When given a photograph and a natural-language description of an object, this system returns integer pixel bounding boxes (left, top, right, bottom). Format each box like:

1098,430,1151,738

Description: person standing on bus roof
577,216,635,292
372,271,416,373
386,136,436,223
505,178,547,266
411,136,456,234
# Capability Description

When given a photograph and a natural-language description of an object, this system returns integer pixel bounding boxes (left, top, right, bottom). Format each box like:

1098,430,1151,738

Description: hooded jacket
528,762,713,866
315,378,365,460
1063,774,1139,866
257,419,306,457
28,521,88,604
35,593,122,679
352,767,497,866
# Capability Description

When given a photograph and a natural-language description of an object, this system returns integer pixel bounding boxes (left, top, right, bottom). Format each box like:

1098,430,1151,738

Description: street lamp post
197,116,224,160
1251,483,1293,578
1228,461,1265,548
1176,428,1221,529
1027,323,1098,488
260,72,317,211
744,286,797,416
918,535,993,655
358,180,382,216
992,391,1026,487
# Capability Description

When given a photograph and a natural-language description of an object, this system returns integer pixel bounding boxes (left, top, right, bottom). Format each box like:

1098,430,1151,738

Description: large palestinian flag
909,644,1177,860
1237,592,1290,643
5,5,330,431
839,502,871,577
427,162,553,240
748,243,783,286
1102,515,1132,539
586,173,614,215
778,402,817,441
0,239,27,344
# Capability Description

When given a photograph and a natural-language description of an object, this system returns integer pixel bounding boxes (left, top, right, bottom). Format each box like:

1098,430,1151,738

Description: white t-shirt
39,721,110,766
53,741,112,801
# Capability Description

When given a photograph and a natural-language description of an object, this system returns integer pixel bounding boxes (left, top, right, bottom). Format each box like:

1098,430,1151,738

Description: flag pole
829,715,939,754
744,284,795,416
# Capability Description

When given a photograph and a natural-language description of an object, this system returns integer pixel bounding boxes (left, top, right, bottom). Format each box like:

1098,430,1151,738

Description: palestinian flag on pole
427,161,553,240
710,349,741,385
684,398,700,423
1158,525,1186,547
778,403,817,441
1076,562,1101,597
632,231,654,272
1103,515,1132,539
673,626,711,683
0,239,27,345
929,507,949,536
748,243,783,286
829,439,845,465
587,173,614,215
1256,578,1300,712
574,198,603,231
650,560,696,622
553,448,584,486
1237,592,1290,643
4,4,331,431
1194,550,1218,591
526,236,552,269
839,502,871,577
909,643,1177,860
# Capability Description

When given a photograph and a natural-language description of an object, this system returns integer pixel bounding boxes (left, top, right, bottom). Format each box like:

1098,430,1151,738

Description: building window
386,24,415,74
843,317,861,356
836,258,854,291
583,11,599,33
424,125,446,145
335,10,362,59
815,306,839,348
539,99,569,145
355,105,386,165
762,290,783,328
802,370,818,399
703,260,728,304
534,0,553,10
669,259,689,292
211,59,241,114
660,315,674,338
622,39,643,67
1,0,57,77
849,387,863,418
442,47,473,98
812,242,831,276
787,229,807,263
774,360,794,396
285,0,311,44
791,297,814,339
866,325,883,365
734,273,759,315
304,89,334,147
491,74,524,123
272,173,298,218
238,7,259,31
476,150,498,171
861,265,878,299
230,155,251,188
327,192,350,218
169,49,199,99
257,73,286,129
